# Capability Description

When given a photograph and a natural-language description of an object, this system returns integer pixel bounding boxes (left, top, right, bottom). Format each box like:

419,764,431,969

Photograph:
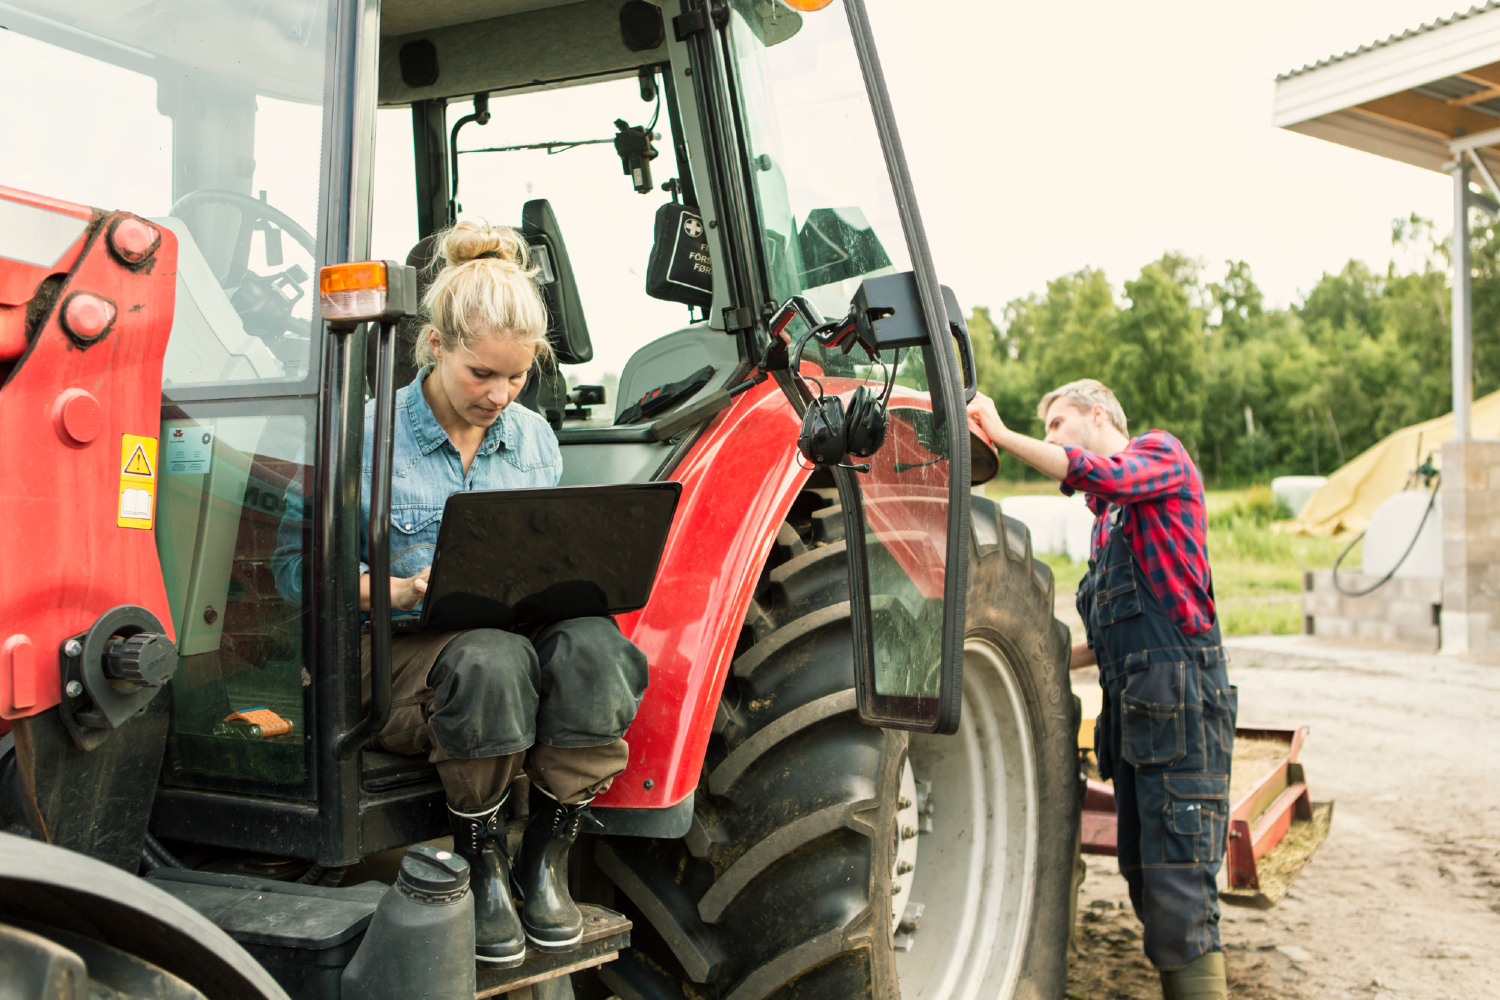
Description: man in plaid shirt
969,379,1233,1000
1066,429,1215,636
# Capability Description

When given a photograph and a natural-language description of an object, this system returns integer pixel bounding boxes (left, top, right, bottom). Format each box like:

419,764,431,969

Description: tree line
966,213,1500,484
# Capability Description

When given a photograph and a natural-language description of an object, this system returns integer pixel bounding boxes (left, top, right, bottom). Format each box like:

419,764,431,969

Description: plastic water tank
341,844,476,1000
998,493,1096,561
1362,490,1442,579
997,496,1066,556
1062,495,1096,562
1271,476,1327,518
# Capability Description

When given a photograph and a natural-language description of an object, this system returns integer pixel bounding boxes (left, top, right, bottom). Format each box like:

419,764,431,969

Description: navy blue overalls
1076,505,1237,970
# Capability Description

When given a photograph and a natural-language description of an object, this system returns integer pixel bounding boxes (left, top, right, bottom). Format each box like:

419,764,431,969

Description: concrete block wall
1302,570,1442,651
1441,439,1500,653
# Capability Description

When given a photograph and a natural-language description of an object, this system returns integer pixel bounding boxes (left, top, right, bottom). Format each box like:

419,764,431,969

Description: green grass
1217,600,1304,636
985,482,1357,636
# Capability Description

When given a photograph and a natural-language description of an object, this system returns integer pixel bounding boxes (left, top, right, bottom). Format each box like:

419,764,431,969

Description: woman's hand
359,568,431,612
393,569,431,611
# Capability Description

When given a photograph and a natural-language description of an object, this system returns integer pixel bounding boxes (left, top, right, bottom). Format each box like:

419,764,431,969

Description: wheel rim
895,637,1039,999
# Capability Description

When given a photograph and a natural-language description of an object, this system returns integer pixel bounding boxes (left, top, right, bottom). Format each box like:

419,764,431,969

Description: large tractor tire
596,487,1081,1000
0,834,291,1000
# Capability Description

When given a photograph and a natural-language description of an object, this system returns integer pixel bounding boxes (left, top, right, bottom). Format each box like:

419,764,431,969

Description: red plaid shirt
1060,430,1216,635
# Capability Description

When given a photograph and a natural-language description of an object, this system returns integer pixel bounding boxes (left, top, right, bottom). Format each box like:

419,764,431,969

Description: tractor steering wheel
169,189,318,348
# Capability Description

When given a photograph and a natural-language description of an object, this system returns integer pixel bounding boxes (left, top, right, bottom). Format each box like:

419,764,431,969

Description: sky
860,0,1466,315
0,1,1476,384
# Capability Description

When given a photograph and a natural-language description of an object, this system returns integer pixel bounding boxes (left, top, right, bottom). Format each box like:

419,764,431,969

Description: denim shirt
272,367,562,613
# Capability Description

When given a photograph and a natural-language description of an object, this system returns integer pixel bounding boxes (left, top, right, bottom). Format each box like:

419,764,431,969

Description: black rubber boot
511,792,600,952
449,795,526,969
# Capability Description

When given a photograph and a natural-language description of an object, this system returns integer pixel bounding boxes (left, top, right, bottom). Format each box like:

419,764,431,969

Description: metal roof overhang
1273,4,1500,177
1272,5,1500,442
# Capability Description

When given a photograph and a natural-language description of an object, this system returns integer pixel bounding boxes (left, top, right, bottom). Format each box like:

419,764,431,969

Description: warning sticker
123,442,154,477
118,434,157,530
165,424,215,476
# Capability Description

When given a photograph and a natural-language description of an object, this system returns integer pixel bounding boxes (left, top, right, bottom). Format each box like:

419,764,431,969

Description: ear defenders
790,329,892,470
843,382,888,458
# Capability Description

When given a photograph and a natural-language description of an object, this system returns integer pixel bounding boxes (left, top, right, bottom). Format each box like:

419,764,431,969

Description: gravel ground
1065,634,1500,1000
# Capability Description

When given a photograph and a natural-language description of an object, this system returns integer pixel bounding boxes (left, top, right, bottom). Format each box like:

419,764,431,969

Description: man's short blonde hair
1037,379,1128,436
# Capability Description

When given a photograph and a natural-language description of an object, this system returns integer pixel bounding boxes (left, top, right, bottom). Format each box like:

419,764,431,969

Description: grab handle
332,317,398,759
322,261,418,761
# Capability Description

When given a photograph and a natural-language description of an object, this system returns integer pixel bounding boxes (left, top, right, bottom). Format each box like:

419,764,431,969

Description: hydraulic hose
1331,475,1440,597
144,831,188,870
296,863,349,886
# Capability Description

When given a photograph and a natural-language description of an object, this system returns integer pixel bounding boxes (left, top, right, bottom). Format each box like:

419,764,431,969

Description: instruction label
165,424,215,476
118,434,157,530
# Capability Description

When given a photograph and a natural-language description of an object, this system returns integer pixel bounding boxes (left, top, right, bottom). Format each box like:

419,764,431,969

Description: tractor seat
367,200,591,430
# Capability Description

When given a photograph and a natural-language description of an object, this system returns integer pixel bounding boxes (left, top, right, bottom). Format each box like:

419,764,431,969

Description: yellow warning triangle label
122,442,154,477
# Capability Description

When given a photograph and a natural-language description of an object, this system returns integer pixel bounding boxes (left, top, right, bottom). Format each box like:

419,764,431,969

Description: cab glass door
0,0,334,791
723,0,969,732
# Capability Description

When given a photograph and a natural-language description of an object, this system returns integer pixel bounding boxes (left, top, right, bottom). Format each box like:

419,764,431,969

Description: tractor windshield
0,0,329,395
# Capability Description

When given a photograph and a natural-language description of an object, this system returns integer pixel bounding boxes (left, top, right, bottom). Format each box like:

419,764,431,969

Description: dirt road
1065,634,1500,1000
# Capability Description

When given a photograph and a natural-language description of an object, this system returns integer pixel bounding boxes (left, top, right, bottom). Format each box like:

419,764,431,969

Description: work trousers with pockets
1077,513,1237,971
361,617,649,810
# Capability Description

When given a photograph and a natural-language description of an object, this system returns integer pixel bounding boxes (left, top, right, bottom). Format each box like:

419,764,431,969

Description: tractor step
476,905,631,998
146,869,629,998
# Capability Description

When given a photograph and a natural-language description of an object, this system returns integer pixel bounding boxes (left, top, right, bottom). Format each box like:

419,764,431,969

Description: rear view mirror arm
448,92,492,225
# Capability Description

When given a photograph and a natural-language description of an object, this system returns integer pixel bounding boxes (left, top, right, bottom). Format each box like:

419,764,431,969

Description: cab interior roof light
319,260,419,325
782,0,835,10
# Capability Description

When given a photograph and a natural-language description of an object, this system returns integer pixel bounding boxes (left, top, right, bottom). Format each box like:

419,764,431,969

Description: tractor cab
0,2,1014,997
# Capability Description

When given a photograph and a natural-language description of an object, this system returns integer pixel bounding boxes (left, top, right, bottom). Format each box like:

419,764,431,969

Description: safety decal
118,433,158,530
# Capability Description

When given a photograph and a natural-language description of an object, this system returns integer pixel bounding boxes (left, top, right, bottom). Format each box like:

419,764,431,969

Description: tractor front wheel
596,489,1080,1000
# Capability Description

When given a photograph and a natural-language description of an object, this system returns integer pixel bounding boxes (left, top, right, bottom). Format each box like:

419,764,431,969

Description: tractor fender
0,834,290,1000
599,378,812,810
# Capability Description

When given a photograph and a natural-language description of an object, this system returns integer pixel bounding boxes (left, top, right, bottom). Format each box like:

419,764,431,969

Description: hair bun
437,220,530,270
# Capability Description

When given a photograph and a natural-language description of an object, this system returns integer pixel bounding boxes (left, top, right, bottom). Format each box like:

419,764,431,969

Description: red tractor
0,2,1081,998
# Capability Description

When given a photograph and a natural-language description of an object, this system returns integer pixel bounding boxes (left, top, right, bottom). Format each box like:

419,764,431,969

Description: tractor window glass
727,3,950,727
156,405,315,796
370,74,698,398
724,1,910,324
0,1,330,400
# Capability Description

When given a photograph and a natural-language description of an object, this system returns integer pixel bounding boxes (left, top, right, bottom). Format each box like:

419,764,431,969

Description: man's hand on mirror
966,391,1007,444
966,391,1069,481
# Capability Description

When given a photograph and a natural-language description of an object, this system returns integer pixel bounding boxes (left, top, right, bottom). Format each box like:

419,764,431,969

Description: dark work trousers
1076,510,1237,971
362,617,649,809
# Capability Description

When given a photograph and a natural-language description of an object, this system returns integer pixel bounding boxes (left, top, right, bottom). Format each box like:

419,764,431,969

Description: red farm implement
1081,725,1334,908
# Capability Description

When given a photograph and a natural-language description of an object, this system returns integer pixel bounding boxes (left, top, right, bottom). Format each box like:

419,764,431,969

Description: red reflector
4,635,35,711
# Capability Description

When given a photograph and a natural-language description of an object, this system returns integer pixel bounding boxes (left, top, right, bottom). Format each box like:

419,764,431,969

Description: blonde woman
282,222,648,967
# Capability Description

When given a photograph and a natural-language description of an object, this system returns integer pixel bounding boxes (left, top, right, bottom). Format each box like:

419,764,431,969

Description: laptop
391,482,682,632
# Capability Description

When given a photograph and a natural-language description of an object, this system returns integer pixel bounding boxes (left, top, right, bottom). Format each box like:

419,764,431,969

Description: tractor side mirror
831,273,973,735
